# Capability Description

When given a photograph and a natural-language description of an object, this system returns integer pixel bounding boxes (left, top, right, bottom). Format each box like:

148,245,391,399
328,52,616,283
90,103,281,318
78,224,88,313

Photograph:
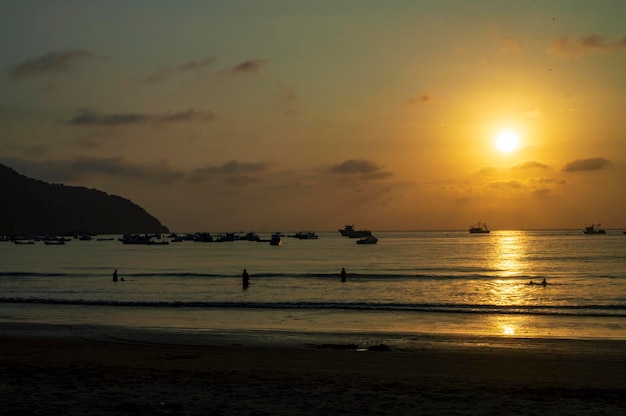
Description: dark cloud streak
548,34,626,58
562,157,611,172
65,109,215,126
10,49,95,78
330,159,393,180
141,56,216,83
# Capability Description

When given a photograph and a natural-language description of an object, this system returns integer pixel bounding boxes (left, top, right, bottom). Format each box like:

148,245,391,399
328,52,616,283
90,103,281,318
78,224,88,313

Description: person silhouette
341,268,347,282
242,268,250,290
112,269,118,282
541,278,547,287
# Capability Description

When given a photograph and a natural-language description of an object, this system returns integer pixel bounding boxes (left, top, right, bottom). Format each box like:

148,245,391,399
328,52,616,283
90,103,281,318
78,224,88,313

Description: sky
1,0,625,232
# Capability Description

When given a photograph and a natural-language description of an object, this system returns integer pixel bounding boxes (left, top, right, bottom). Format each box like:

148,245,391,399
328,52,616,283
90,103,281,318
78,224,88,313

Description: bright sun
494,130,520,153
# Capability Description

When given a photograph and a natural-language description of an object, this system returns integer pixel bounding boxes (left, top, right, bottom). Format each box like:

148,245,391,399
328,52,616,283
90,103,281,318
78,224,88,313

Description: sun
494,130,520,153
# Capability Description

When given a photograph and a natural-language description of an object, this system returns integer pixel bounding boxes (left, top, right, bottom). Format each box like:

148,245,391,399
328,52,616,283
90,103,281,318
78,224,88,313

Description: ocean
2,230,626,345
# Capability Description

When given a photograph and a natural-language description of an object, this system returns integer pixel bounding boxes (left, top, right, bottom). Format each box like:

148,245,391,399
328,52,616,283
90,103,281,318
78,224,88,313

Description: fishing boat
339,224,372,238
289,231,319,239
583,223,606,234
356,234,378,245
469,222,490,234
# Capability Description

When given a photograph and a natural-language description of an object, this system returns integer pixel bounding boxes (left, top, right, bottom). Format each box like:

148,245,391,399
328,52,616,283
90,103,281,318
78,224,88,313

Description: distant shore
1,323,625,415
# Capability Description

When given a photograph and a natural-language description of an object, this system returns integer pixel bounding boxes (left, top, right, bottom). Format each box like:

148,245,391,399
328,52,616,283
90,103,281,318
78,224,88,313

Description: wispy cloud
0,157,185,184
406,93,433,108
495,35,524,53
562,157,611,172
1,157,275,187
217,59,269,78
548,34,626,58
330,159,393,180
189,160,272,184
487,180,523,190
9,49,95,78
141,56,216,83
65,108,215,126
512,160,549,170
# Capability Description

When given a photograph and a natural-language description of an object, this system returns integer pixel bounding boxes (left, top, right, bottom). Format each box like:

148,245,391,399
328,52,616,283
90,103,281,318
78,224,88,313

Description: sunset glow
1,1,625,231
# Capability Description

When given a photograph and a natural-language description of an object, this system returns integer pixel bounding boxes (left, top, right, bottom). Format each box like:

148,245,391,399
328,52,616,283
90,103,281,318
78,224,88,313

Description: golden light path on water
486,231,530,336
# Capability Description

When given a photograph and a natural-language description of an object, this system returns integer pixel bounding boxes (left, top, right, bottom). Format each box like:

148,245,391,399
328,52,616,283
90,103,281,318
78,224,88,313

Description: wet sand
1,324,625,415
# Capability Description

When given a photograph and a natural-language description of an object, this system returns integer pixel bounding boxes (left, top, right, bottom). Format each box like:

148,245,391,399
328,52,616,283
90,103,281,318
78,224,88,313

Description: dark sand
1,324,625,415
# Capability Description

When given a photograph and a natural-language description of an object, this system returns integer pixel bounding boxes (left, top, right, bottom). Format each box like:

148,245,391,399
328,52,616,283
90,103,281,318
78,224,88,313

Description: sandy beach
1,324,625,415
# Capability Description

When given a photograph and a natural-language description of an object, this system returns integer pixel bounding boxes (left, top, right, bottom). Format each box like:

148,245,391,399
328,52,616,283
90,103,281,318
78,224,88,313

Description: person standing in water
112,269,118,282
242,268,250,290
341,268,347,282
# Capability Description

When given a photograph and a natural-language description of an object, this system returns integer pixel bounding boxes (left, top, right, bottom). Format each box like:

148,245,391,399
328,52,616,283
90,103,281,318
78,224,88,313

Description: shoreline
2,323,626,415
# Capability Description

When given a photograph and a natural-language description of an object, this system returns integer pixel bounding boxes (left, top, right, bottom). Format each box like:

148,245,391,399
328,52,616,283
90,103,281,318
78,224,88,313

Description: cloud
0,157,185,184
548,34,626,58
9,49,95,78
330,159,393,180
1,157,273,186
487,180,523,190
512,160,549,170
188,160,272,184
65,108,215,126
331,159,379,174
406,94,433,108
495,35,524,53
68,110,150,126
141,55,216,83
157,109,216,123
220,59,269,77
176,56,216,72
562,157,611,172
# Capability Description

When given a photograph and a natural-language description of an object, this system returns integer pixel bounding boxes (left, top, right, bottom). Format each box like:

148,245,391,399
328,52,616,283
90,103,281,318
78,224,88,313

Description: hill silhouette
0,163,169,235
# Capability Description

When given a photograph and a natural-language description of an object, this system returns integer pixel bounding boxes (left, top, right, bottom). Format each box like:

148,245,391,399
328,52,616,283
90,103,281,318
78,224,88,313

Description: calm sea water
1,230,625,341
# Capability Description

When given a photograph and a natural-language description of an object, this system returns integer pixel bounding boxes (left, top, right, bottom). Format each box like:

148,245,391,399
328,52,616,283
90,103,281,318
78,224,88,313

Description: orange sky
1,1,625,232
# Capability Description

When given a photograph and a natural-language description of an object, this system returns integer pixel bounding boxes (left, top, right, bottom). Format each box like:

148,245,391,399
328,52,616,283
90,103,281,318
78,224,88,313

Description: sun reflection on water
488,231,529,277
502,325,516,335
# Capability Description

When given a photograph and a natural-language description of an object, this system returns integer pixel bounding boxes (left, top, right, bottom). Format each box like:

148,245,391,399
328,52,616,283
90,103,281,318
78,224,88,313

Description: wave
2,297,625,317
0,271,559,280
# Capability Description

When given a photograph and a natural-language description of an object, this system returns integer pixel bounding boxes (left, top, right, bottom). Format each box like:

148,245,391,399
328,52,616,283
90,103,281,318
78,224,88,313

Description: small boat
356,235,378,244
339,224,372,238
13,240,35,245
119,233,169,245
44,240,66,245
469,222,490,233
270,233,282,246
289,231,319,239
583,223,606,234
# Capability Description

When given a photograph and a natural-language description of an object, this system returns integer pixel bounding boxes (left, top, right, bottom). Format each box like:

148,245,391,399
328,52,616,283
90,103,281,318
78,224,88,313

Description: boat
270,233,282,246
583,224,606,234
44,240,66,245
289,231,319,239
119,233,169,245
356,234,378,244
338,224,372,238
13,240,35,245
243,232,261,242
469,222,490,233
